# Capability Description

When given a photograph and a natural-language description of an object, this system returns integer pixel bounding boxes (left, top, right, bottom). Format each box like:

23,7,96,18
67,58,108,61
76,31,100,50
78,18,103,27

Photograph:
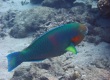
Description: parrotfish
7,22,88,72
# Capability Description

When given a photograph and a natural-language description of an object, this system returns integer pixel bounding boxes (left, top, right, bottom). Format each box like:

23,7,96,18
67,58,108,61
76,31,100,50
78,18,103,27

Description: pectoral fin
66,43,77,54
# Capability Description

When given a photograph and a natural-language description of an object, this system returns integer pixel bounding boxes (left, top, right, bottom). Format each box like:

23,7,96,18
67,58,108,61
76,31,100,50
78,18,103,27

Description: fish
7,22,88,72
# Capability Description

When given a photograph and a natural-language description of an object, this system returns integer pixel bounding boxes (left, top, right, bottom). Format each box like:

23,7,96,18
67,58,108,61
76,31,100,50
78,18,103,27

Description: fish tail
7,52,23,72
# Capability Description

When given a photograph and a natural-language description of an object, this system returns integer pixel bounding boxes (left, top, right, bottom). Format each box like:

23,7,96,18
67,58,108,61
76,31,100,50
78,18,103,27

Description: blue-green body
7,22,87,71
23,23,79,60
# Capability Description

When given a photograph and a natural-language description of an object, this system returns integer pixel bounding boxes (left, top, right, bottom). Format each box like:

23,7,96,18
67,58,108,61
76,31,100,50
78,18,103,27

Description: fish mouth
79,24,88,35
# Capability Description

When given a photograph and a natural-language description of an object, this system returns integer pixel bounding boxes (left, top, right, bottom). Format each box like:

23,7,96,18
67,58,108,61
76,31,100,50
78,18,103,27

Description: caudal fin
7,52,23,72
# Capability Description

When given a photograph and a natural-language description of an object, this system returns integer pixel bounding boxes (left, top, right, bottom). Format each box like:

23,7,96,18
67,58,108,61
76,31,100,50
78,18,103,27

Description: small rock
42,0,76,8
36,63,51,70
30,0,44,4
86,36,102,45
10,26,27,38
39,76,49,80
73,71,81,79
65,70,81,80
98,0,110,18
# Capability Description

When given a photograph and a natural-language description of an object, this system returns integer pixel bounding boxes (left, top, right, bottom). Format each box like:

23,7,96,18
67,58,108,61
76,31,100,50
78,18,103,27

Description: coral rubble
98,0,110,17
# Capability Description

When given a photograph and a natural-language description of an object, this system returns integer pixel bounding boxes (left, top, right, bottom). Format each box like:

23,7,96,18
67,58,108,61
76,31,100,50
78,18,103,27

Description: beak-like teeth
80,24,88,35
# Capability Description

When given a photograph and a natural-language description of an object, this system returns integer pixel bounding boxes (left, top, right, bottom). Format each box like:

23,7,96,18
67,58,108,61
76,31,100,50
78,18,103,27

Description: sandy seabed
0,36,33,80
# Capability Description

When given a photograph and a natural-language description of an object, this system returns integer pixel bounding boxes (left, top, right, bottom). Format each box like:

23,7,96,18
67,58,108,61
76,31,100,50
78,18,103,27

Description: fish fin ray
66,43,77,54
7,52,23,72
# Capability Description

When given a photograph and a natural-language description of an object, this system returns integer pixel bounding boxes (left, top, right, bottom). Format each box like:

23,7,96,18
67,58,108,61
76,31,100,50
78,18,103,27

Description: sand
0,0,37,12
0,36,33,80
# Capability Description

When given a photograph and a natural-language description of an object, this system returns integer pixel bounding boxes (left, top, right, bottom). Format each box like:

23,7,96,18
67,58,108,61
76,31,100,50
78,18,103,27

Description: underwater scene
0,0,110,80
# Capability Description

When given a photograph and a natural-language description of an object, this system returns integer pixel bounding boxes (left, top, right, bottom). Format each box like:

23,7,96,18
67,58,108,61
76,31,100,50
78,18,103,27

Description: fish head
71,23,88,45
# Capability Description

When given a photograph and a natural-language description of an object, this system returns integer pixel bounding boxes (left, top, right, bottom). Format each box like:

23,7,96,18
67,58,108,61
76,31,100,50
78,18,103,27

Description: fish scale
7,22,88,71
